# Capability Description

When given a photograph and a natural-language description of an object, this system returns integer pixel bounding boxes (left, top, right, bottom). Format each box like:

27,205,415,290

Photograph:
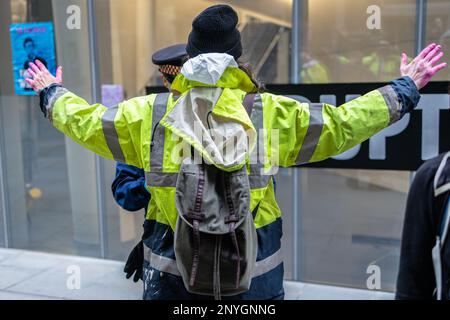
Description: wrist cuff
389,76,421,117
39,84,68,120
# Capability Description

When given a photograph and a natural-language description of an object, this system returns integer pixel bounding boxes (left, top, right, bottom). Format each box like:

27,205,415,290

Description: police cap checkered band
159,65,182,76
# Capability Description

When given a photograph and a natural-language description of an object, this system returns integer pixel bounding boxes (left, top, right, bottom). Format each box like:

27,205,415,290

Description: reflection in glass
0,0,102,257
426,0,450,81
301,0,415,84
0,169,4,248
295,0,417,291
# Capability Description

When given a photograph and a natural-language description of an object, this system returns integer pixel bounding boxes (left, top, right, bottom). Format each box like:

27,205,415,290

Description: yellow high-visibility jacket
42,55,410,232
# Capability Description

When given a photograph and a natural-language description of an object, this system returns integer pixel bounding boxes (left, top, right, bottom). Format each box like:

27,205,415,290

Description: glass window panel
293,0,418,291
426,0,450,81
0,0,101,257
301,0,416,83
298,169,409,291
0,115,4,248
0,169,4,248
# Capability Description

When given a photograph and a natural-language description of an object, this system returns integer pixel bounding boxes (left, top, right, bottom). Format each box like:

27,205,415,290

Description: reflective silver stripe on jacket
249,94,264,175
249,94,271,188
252,249,283,278
144,245,283,279
249,174,271,189
150,93,170,172
144,248,182,277
102,106,126,163
378,85,402,125
145,171,178,187
295,103,324,165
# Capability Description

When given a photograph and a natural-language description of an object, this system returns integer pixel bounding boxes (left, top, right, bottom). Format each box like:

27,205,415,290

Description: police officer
27,5,446,300
112,44,188,283
300,52,330,84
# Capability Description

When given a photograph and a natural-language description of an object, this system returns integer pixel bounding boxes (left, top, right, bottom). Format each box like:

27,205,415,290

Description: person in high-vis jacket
26,5,446,300
112,44,188,283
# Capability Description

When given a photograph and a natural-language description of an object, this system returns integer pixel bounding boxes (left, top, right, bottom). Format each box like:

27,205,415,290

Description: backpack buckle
186,211,205,221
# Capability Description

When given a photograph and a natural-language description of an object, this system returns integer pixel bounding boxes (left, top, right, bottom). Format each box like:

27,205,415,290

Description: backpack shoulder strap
433,194,450,300
440,196,450,245
433,151,450,244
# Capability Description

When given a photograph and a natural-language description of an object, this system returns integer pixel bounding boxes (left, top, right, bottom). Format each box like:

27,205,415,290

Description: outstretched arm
25,60,154,170
268,43,446,167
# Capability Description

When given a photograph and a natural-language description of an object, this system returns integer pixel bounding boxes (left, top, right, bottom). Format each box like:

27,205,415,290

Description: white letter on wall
66,265,81,290
366,5,381,30
366,265,381,290
66,5,81,30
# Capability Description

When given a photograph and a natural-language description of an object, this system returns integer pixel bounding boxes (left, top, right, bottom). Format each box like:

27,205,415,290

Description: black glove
124,240,144,283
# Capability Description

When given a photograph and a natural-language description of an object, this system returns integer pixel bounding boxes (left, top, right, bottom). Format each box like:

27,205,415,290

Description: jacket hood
181,53,238,85
171,53,257,93
160,53,257,171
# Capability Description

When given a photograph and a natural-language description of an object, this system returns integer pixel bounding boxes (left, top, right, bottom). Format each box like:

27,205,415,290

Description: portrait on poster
9,22,56,96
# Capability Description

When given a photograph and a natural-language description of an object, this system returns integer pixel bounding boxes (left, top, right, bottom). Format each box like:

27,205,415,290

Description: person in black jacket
396,152,450,299
111,44,188,283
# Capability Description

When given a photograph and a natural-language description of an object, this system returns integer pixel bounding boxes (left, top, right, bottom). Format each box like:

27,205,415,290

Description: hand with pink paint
401,43,446,90
25,60,63,93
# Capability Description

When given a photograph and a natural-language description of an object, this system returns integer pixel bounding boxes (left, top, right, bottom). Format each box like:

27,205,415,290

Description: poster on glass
9,22,56,96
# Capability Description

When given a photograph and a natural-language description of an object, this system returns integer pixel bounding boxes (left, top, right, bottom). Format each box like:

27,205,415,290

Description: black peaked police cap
152,43,188,67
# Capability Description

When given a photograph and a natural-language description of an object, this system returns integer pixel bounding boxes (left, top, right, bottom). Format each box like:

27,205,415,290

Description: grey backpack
173,95,258,299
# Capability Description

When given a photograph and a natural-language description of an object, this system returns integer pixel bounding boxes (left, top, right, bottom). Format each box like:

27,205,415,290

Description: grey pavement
0,248,393,300
0,248,140,300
